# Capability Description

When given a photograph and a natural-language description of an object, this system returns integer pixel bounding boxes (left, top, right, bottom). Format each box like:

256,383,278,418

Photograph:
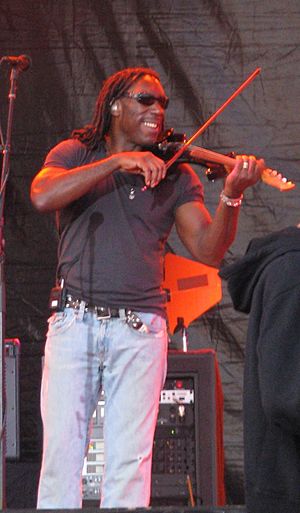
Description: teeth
144,121,158,128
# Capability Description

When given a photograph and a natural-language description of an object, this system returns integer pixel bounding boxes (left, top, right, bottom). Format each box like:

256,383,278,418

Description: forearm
176,188,242,268
199,154,264,265
31,154,124,212
196,195,241,267
31,149,167,212
176,155,263,268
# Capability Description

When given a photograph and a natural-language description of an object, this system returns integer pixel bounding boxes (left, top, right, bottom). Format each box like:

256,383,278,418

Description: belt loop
76,300,86,321
119,308,126,319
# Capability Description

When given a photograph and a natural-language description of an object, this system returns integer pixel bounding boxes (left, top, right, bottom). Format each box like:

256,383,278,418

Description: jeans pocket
126,311,167,337
47,309,76,336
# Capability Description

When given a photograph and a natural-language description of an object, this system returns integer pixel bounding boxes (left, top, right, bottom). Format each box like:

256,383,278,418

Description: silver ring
243,161,249,169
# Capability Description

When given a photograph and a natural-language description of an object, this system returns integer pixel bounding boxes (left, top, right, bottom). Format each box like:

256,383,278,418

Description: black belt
65,294,128,319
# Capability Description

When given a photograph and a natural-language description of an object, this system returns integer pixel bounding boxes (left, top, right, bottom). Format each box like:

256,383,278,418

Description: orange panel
162,253,222,333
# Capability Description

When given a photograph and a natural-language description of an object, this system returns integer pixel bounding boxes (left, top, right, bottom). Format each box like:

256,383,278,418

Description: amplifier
151,375,196,505
151,350,224,506
82,350,224,506
5,338,20,460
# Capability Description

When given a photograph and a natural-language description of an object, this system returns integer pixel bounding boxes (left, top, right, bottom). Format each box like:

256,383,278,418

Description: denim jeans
37,307,168,509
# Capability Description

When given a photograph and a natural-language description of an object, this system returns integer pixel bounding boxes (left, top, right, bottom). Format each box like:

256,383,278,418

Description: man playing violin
31,67,263,509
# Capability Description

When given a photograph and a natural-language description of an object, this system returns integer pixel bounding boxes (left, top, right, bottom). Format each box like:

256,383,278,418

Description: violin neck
161,141,295,192
187,144,295,192
188,145,235,169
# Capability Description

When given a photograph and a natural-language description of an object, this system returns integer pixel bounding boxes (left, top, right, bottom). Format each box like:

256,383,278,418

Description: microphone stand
174,316,189,352
0,63,23,509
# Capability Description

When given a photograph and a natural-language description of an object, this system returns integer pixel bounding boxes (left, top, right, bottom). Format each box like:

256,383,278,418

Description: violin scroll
261,169,295,192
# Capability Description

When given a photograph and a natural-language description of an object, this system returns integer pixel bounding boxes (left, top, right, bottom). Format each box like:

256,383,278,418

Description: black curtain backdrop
1,0,300,505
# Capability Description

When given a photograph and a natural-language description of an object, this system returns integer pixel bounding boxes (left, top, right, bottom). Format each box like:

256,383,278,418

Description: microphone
0,54,32,71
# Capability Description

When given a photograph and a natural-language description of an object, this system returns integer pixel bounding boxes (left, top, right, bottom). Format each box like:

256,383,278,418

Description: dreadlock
72,67,161,150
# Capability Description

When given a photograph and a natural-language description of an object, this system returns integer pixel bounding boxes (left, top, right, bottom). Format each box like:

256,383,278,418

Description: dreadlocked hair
71,67,161,150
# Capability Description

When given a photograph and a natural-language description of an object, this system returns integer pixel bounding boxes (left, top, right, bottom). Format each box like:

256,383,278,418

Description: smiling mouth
143,121,159,129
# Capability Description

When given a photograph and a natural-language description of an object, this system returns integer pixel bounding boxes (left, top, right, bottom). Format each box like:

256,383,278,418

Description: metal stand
174,316,189,352
0,59,30,508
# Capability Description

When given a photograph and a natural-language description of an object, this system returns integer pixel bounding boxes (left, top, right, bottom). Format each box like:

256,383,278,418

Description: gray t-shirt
44,138,204,316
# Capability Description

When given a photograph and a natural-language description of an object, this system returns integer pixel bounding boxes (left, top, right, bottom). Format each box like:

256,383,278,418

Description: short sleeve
174,163,204,209
43,139,89,169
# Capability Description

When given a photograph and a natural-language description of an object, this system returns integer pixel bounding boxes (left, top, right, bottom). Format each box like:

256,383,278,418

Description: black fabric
220,227,300,513
2,0,300,503
219,226,300,313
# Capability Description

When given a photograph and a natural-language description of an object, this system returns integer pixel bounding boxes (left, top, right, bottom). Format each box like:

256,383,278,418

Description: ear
110,101,120,116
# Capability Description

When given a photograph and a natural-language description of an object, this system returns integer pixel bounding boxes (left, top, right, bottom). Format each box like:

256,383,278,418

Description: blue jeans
37,307,168,509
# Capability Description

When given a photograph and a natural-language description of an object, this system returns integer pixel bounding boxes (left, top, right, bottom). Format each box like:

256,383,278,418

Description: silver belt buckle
96,306,111,320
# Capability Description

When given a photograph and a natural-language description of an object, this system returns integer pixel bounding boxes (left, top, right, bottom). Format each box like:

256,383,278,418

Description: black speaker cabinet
4,339,20,460
82,349,225,507
151,350,225,507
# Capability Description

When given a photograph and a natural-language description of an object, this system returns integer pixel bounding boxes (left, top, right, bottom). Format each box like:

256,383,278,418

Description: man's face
113,74,168,150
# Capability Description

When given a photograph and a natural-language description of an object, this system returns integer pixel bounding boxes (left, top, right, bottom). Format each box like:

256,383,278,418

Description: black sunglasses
122,91,169,110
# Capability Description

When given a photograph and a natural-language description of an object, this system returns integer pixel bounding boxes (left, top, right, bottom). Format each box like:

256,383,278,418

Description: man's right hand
114,151,167,188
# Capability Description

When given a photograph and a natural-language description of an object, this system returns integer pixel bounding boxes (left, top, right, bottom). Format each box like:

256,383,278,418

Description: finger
134,155,156,186
241,154,255,171
248,156,263,182
161,161,167,179
124,152,166,187
142,162,164,188
141,168,151,187
147,159,166,187
248,155,257,170
150,171,163,187
150,168,160,187
234,155,244,170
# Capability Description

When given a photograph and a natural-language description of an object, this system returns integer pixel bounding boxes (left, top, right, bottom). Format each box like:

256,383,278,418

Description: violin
151,128,295,192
